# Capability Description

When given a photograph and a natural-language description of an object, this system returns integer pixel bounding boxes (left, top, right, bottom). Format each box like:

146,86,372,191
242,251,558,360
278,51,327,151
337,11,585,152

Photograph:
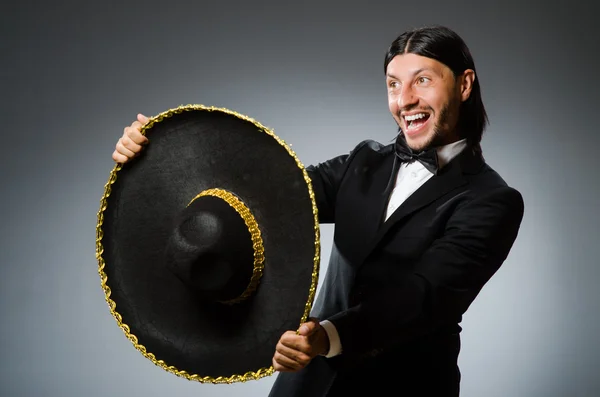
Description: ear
459,69,475,102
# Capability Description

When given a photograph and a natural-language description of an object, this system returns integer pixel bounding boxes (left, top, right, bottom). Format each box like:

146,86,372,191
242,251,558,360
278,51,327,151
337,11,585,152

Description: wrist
318,325,331,356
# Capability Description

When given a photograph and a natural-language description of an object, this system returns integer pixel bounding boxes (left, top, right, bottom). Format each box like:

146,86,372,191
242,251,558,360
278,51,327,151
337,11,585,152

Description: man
113,25,524,397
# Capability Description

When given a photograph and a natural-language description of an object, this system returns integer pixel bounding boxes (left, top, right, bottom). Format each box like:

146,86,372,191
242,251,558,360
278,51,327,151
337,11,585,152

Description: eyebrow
386,68,436,80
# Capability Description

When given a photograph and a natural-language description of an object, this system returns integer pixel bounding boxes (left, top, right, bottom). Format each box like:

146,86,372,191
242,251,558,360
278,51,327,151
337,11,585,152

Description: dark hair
384,25,487,152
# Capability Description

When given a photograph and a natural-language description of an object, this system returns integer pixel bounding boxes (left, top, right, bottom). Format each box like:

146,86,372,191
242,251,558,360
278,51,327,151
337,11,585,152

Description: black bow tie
394,133,439,174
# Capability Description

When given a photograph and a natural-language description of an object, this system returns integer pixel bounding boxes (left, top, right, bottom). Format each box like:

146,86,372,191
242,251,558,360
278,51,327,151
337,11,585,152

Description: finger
272,356,298,373
125,125,149,145
276,342,312,366
137,113,149,125
280,333,311,354
121,134,143,153
116,140,136,158
272,351,304,372
112,150,129,164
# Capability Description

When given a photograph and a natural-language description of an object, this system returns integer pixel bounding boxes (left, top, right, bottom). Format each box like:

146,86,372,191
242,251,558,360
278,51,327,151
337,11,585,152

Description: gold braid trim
95,104,320,383
188,188,265,305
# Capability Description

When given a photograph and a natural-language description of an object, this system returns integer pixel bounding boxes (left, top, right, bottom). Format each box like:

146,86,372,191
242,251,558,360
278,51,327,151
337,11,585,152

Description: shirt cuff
319,319,342,358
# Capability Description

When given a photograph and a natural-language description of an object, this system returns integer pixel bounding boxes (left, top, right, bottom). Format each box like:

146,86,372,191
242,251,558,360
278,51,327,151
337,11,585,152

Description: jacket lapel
356,147,483,266
357,152,402,244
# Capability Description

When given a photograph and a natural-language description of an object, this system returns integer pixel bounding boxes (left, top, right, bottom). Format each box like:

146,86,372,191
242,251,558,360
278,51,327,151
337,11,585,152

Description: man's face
386,53,473,151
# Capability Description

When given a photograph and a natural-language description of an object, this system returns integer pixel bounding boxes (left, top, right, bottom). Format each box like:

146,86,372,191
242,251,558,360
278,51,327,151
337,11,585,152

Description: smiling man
266,25,525,397
386,52,472,150
112,25,524,397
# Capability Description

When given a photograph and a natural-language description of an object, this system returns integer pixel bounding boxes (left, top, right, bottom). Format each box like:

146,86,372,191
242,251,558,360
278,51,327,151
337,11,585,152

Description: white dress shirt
319,138,467,358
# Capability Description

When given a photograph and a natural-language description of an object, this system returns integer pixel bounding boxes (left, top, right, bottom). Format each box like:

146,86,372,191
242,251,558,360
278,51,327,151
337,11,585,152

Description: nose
397,85,418,109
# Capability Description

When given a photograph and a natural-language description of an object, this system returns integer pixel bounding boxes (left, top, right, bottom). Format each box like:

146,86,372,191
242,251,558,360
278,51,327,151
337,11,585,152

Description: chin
404,130,436,152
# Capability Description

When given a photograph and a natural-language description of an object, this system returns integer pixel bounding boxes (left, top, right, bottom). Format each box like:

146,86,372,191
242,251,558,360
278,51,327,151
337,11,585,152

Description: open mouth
403,112,431,133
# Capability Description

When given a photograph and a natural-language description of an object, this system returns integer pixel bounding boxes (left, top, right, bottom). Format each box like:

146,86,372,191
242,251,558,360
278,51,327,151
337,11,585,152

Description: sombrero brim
96,105,320,383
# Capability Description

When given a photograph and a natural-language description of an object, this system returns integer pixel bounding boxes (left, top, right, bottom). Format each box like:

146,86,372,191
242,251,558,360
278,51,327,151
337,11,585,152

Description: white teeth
404,113,427,121
407,122,421,130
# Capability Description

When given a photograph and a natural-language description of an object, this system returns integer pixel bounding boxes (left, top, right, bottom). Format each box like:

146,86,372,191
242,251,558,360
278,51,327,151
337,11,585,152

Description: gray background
2,1,599,396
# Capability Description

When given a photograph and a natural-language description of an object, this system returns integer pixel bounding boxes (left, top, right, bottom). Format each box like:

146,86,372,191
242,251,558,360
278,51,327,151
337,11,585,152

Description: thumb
137,113,149,124
298,320,319,336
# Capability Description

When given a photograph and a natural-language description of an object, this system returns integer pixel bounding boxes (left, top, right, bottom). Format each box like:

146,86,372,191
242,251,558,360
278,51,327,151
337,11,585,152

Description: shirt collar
436,139,467,169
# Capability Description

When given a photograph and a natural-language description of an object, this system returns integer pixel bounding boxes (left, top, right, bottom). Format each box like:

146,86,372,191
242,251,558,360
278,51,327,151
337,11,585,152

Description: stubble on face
400,96,458,152
386,53,464,153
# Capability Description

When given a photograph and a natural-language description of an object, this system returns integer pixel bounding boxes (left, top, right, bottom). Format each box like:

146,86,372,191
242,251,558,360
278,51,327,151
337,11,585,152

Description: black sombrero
95,104,320,383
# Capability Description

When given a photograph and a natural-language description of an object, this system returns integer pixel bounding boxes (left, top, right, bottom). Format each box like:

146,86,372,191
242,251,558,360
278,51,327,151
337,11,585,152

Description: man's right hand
112,113,150,164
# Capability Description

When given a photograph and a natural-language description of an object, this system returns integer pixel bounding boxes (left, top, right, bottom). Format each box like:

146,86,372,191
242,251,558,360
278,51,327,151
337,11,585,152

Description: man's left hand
272,318,330,372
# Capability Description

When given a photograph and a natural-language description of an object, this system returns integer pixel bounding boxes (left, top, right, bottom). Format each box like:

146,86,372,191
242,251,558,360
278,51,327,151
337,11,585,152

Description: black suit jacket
269,139,524,397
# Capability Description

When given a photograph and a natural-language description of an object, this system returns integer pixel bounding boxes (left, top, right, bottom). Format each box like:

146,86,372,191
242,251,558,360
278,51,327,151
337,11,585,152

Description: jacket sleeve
326,185,525,359
306,140,372,223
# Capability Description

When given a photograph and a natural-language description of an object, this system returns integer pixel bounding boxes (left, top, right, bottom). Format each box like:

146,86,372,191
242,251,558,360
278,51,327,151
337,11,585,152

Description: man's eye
417,77,430,84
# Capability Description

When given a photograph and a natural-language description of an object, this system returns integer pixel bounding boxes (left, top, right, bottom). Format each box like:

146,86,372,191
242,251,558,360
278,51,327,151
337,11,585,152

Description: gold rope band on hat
188,188,265,305
96,104,320,384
